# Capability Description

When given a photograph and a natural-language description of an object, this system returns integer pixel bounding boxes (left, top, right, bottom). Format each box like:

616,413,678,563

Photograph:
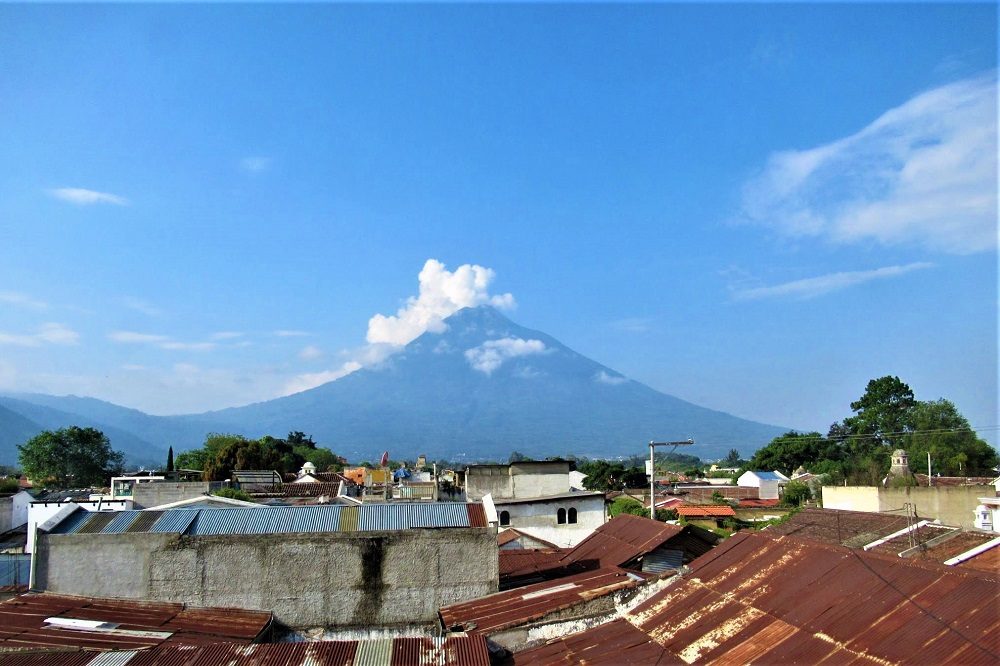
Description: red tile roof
676,505,735,518
0,593,272,653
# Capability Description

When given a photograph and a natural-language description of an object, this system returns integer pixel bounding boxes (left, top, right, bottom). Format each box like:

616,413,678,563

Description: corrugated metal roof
675,505,735,518
515,618,683,664
48,504,487,537
522,530,1000,664
0,636,490,665
559,514,685,570
641,548,684,574
440,567,651,635
767,507,918,546
0,592,271,653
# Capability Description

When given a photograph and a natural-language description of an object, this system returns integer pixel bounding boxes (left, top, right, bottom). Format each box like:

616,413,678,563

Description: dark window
568,507,577,524
557,508,567,524
499,510,510,526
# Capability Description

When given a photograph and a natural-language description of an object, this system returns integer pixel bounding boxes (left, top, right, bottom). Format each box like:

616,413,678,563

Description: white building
465,461,576,501
973,497,1000,533
492,491,606,548
737,471,785,500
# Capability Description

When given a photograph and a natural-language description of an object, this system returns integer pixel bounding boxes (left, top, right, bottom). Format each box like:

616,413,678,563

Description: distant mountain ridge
0,306,787,465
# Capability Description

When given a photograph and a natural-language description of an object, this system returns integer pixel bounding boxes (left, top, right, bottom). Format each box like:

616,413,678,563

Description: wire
760,425,1000,445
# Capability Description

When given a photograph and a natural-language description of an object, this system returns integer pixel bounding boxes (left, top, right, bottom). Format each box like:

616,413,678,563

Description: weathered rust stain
356,537,388,623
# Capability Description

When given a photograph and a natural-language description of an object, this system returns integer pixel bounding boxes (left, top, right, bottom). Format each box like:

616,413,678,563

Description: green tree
609,496,648,518
843,376,916,448
212,487,252,502
723,449,742,467
902,399,998,476
18,427,125,488
782,480,811,506
748,431,842,476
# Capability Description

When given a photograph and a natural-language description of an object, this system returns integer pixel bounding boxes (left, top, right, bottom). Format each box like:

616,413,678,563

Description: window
557,508,567,524
568,507,577,524
499,510,510,526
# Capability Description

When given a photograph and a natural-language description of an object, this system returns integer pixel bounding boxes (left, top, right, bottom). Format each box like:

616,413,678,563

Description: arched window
557,508,567,524
499,510,510,526
568,507,577,524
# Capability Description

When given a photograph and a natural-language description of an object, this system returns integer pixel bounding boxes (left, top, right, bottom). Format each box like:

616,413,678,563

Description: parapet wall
131,482,212,509
823,485,991,529
36,527,498,630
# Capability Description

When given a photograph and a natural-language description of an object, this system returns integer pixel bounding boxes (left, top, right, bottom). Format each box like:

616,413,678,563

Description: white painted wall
496,495,605,547
27,499,132,553
12,490,33,528
737,472,780,500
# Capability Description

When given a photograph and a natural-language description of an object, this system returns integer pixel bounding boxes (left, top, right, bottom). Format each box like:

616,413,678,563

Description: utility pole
648,439,694,520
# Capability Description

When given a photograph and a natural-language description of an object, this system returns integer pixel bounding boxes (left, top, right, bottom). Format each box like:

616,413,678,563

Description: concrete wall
466,463,572,501
12,491,32,528
823,485,993,530
465,467,513,501
132,482,212,509
27,500,132,553
497,495,605,547
0,497,11,533
37,527,498,630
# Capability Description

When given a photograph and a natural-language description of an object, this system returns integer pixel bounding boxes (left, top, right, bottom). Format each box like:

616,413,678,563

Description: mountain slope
203,306,786,460
1,306,787,463
0,403,44,466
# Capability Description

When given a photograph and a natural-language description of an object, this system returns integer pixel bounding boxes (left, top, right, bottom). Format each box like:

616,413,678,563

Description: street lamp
648,439,694,520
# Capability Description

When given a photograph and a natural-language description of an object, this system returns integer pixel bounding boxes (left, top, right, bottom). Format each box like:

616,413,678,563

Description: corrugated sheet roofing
48,503,487,536
517,531,1000,664
441,567,650,635
0,592,271,653
767,507,920,547
0,636,490,665
559,514,684,570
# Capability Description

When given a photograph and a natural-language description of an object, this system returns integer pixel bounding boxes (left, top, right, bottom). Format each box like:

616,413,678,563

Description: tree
723,449,742,467
18,427,125,488
782,480,811,506
902,399,998,475
166,446,174,473
843,376,916,448
748,431,842,476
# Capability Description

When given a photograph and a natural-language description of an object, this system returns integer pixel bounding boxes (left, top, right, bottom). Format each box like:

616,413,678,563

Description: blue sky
0,3,996,444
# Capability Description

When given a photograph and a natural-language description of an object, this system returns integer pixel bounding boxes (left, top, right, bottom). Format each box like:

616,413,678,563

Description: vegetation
780,480,811,506
212,487,252,502
608,495,676,521
0,477,19,493
177,431,344,481
578,460,647,491
746,376,997,485
17,426,125,488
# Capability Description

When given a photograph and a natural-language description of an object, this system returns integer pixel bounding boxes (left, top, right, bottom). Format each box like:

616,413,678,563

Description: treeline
175,431,345,481
747,376,997,485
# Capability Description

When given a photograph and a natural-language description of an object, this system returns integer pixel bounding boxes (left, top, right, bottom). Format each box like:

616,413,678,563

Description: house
465,460,576,501
676,504,736,528
34,502,498,630
491,490,606,547
515,530,1000,664
736,470,784,500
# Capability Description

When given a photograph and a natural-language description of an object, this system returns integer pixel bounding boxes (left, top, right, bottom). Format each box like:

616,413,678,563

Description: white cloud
299,345,323,360
274,329,310,337
49,187,128,206
108,330,215,351
160,341,217,351
595,370,628,385
109,331,170,344
367,259,515,346
0,291,48,310
465,337,547,375
211,331,245,340
0,322,79,347
283,361,362,395
741,73,997,254
240,156,270,173
121,297,163,317
732,262,935,301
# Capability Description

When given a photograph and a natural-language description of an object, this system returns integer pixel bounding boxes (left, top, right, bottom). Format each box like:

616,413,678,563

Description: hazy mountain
199,306,786,460
0,403,44,466
0,306,787,464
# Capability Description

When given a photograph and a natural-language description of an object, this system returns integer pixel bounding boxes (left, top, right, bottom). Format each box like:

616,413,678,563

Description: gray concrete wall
131,482,212,509
465,468,513,501
37,527,498,630
0,497,12,533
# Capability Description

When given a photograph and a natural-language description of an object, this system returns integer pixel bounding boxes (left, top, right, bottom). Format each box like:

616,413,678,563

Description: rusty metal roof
515,531,1000,664
441,567,650,635
0,636,490,665
625,531,1000,664
515,618,683,664
0,593,272,653
499,548,569,577
766,506,917,547
559,514,684,570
